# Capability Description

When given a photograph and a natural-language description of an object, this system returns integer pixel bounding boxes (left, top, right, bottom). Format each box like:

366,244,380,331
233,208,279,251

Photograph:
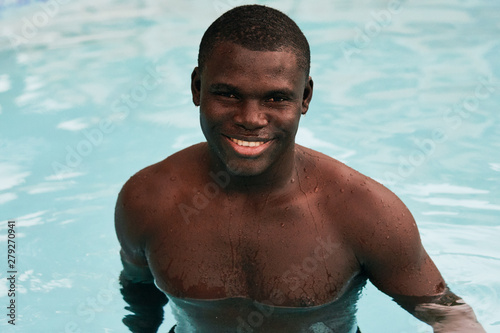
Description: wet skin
116,43,449,332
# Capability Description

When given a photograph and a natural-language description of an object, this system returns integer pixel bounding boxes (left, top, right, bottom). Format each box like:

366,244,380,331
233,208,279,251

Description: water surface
0,0,499,332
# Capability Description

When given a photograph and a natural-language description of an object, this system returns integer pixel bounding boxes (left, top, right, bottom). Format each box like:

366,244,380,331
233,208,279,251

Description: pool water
0,0,499,332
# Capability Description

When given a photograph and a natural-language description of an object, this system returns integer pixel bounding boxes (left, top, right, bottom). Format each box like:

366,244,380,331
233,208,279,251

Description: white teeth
230,138,265,147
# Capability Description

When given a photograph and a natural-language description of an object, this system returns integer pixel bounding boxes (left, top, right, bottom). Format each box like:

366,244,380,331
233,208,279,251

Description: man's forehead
210,41,297,55
203,42,302,76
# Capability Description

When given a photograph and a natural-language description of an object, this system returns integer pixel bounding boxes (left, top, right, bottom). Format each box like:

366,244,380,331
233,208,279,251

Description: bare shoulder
296,145,422,266
115,143,208,258
117,144,204,209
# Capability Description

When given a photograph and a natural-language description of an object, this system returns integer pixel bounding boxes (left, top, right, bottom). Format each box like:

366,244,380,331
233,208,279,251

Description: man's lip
222,134,272,143
222,135,274,156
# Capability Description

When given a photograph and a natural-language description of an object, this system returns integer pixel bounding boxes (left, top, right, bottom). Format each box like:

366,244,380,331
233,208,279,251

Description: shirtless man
115,5,485,333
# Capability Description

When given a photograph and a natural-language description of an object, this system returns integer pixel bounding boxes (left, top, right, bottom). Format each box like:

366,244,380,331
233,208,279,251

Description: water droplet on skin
291,178,295,183
340,189,344,193
314,186,319,193
281,223,285,227
170,176,177,181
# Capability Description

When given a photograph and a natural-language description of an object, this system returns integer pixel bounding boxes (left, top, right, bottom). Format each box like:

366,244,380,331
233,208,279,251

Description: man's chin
224,159,268,177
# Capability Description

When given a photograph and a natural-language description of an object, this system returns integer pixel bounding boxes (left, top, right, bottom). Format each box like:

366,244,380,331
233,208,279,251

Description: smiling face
191,42,313,178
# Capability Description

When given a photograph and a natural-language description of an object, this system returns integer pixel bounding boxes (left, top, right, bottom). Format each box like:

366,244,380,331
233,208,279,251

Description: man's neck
208,146,298,195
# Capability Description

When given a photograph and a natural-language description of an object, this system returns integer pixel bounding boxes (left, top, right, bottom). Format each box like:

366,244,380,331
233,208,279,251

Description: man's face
192,42,313,176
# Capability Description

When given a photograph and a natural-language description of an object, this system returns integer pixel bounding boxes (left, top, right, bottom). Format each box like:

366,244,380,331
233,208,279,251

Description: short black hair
198,5,310,78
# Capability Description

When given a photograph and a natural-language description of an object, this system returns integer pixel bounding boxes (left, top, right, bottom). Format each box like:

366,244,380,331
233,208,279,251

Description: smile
223,135,273,157
229,138,267,147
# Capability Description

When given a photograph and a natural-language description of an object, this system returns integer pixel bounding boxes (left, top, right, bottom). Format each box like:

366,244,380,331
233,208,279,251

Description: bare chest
147,196,360,306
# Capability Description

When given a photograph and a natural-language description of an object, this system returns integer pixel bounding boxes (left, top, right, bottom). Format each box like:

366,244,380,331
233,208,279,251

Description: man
115,5,485,333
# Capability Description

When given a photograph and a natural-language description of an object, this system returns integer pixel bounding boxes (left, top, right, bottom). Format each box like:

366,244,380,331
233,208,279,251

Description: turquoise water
0,0,499,332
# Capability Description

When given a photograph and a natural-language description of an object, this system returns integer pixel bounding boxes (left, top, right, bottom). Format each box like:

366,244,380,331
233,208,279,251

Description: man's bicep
353,183,485,331
358,191,445,297
368,245,445,298
115,184,153,283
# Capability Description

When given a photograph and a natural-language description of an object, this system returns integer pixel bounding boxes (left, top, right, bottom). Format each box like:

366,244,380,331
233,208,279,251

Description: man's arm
393,287,485,333
115,181,168,333
351,182,485,332
119,251,168,333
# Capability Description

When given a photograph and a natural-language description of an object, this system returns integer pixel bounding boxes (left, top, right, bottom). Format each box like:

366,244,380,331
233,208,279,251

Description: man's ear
301,76,313,115
191,67,201,106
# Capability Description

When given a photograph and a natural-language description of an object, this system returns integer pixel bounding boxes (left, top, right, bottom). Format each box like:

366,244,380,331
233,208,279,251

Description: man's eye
217,92,237,98
267,97,286,102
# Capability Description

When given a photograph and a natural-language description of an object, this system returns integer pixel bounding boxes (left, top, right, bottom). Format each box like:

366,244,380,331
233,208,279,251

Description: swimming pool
0,0,499,332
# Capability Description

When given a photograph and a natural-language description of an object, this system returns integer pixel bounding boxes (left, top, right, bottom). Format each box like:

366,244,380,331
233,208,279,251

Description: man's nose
233,100,269,130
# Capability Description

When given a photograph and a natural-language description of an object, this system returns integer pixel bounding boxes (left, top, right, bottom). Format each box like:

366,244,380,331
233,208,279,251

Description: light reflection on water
0,0,499,332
